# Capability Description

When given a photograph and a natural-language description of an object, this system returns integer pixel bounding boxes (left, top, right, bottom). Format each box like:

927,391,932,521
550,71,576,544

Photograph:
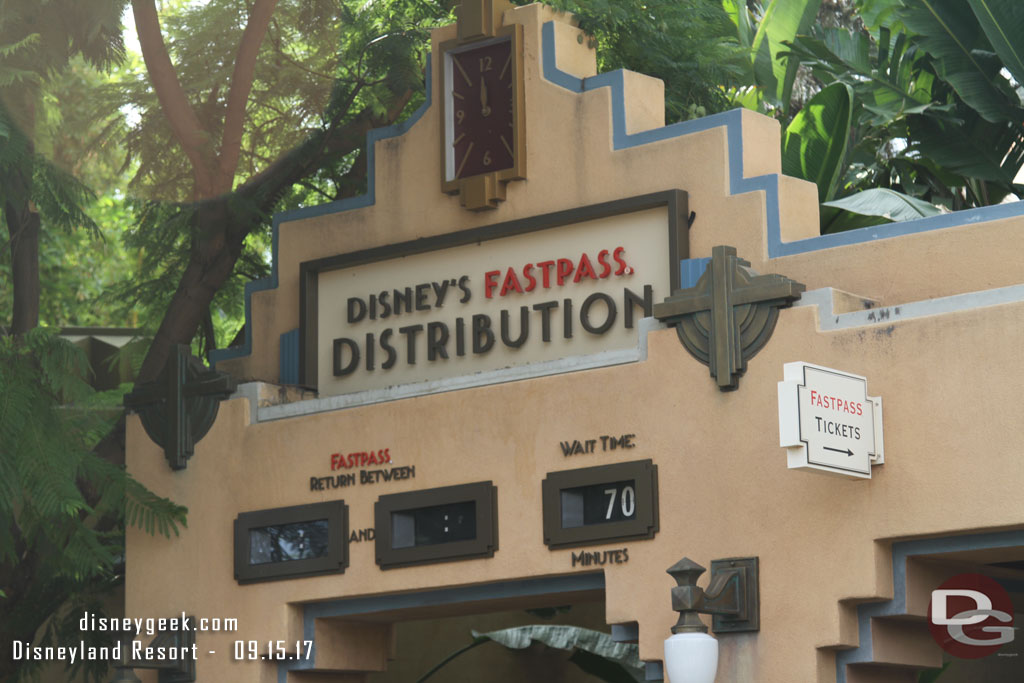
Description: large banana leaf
820,188,945,234
416,625,644,683
753,0,822,113
782,82,853,204
785,26,951,128
908,106,1024,204
475,625,644,682
966,0,1024,89
857,0,905,33
897,0,1017,123
725,0,821,114
823,188,943,223
722,0,755,51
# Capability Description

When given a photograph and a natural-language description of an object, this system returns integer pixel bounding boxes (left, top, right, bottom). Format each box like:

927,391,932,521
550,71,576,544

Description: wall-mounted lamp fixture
663,557,759,683
108,618,196,683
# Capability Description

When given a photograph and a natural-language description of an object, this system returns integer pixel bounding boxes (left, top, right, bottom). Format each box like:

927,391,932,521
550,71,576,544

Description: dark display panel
392,500,477,548
560,480,637,527
249,519,330,564
234,502,347,583
375,482,497,569
542,460,658,549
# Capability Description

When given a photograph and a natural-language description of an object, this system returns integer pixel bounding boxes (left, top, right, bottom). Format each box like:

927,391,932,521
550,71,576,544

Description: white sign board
312,207,674,397
778,362,884,479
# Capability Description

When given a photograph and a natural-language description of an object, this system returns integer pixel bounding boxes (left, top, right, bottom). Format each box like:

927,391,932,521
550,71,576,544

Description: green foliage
790,0,1024,217
785,24,947,126
107,0,458,354
542,0,745,122
782,82,853,204
725,0,1024,231
0,106,104,246
822,186,942,226
108,197,260,355
38,57,140,196
0,1,138,337
0,330,187,682
0,329,187,566
897,0,1014,124
26,578,125,683
0,33,40,90
0,0,128,133
752,0,822,116
0,191,139,329
119,0,452,203
475,626,643,682
724,0,823,116
967,1,1024,89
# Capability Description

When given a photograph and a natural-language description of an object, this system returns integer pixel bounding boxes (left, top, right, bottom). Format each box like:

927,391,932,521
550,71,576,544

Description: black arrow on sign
824,446,854,457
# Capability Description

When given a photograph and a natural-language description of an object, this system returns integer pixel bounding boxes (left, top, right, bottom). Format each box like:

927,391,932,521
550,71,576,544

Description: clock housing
440,21,525,210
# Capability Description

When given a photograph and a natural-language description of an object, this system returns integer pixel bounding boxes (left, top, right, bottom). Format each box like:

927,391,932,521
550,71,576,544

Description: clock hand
480,77,491,117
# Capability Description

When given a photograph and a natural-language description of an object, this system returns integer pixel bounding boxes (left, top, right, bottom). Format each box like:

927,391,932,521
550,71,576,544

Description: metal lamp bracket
128,616,196,682
668,557,760,634
709,557,760,633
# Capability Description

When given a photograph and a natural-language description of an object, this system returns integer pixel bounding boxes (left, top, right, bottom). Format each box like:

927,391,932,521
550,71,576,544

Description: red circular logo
927,573,1015,659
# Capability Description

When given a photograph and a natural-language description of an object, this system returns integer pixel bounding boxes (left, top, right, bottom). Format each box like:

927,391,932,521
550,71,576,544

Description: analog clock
440,25,525,209
448,39,515,178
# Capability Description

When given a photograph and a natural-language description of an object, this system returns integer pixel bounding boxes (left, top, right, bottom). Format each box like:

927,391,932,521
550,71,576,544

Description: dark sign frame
374,481,498,569
542,459,659,549
234,501,349,584
299,190,690,390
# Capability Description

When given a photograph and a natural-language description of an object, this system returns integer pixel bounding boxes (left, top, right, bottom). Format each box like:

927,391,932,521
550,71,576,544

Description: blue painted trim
645,661,664,681
611,622,639,642
277,572,605,681
538,21,1024,262
835,529,1024,683
221,21,1024,371
680,257,710,290
209,56,434,368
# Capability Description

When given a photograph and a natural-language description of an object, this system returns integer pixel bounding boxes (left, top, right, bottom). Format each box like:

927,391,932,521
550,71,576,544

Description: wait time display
542,460,659,549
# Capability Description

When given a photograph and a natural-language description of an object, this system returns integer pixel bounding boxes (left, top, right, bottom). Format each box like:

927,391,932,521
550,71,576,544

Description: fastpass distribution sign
316,208,673,396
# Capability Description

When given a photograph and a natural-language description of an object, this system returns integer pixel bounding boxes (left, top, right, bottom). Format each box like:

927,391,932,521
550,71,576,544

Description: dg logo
928,573,1017,659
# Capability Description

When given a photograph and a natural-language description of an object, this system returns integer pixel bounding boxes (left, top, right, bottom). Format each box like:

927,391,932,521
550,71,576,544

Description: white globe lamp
664,631,718,683
663,557,760,683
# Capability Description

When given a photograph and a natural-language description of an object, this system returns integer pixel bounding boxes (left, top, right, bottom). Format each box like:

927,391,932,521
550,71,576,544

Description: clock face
446,38,516,180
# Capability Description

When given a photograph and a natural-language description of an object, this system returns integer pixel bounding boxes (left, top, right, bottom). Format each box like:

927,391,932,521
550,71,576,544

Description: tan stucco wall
128,298,1024,681
126,3,1024,683
218,2,1024,387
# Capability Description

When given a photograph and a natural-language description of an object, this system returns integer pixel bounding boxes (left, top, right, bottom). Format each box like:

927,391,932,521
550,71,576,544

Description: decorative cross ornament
124,345,237,470
653,245,805,390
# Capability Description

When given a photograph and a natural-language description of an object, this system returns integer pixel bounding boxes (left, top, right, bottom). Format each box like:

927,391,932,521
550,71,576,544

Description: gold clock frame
439,0,526,211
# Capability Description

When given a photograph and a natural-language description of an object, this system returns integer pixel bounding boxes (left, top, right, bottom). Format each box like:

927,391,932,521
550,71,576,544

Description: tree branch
235,88,412,224
131,0,215,196
217,0,281,194
136,85,413,381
